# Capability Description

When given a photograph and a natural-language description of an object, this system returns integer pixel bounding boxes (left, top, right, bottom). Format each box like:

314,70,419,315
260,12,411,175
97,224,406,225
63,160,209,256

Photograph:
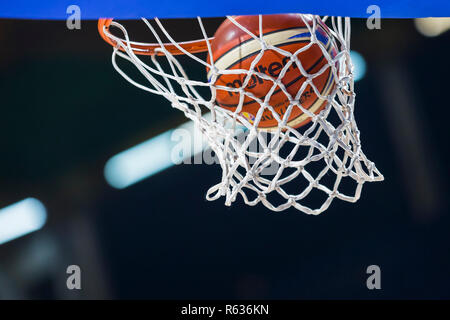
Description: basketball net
99,14,384,214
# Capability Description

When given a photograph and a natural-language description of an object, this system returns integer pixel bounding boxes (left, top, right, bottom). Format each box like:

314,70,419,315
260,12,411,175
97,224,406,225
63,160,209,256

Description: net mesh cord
102,14,384,214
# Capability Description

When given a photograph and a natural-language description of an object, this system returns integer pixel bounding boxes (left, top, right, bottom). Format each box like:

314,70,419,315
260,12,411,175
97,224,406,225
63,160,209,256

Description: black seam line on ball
218,54,326,108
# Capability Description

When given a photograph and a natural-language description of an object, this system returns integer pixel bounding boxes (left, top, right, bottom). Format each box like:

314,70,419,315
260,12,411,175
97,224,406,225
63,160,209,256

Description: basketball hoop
98,14,384,214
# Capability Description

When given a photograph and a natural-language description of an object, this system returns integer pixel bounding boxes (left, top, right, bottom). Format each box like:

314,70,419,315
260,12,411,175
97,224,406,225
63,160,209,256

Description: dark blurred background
0,17,449,299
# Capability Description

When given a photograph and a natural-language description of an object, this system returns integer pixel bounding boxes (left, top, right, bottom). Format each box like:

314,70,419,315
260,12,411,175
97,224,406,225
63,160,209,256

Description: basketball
207,14,338,130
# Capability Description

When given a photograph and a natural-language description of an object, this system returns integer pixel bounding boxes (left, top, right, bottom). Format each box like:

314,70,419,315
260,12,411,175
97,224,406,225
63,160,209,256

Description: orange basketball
207,14,337,130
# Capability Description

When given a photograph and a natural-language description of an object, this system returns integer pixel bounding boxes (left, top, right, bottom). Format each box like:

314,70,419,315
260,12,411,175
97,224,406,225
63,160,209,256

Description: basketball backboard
0,0,449,19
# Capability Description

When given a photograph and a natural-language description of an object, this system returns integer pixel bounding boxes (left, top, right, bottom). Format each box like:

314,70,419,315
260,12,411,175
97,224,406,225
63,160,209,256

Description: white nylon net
102,14,384,214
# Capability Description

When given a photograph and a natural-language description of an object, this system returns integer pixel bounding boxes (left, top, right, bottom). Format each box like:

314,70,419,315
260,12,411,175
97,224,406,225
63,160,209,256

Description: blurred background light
350,50,366,82
0,198,47,245
104,130,175,189
415,18,450,37
104,113,210,189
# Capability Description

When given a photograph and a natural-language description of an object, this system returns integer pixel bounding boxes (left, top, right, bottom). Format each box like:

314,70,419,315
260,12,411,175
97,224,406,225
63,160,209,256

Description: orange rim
98,18,212,56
